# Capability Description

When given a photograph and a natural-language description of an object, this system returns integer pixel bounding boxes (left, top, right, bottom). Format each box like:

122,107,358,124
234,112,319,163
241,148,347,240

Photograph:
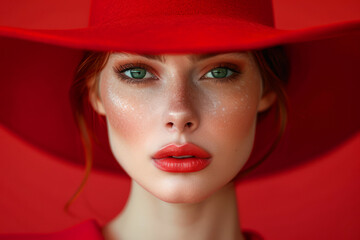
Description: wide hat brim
1,15,359,53
0,15,359,179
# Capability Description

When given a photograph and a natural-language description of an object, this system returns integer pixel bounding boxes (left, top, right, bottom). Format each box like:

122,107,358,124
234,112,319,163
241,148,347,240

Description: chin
153,190,211,204
145,177,225,204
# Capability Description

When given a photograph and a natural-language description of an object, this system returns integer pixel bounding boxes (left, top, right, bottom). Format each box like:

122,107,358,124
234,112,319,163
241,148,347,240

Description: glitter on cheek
107,83,135,112
99,75,146,140
209,100,221,116
207,83,257,129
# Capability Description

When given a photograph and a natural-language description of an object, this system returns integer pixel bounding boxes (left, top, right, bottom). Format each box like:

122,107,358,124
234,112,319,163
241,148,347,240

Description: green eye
211,68,228,78
115,64,157,83
126,68,147,79
204,67,234,79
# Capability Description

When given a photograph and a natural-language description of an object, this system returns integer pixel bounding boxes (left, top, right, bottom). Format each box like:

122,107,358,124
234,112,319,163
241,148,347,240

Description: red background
0,0,359,239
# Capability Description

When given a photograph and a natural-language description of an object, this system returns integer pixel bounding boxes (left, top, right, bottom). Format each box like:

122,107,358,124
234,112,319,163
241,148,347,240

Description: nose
163,83,199,133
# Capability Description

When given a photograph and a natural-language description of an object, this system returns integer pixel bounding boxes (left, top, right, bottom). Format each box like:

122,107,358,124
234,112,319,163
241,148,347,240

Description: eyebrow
116,52,246,63
116,53,166,62
143,54,167,62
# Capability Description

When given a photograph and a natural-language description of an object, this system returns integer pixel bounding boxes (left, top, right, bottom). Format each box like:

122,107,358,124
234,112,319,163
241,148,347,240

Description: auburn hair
66,48,289,210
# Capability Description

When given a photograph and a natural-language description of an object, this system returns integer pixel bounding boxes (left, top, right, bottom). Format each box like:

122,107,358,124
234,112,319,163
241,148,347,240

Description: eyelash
113,62,242,84
202,63,241,82
113,62,158,84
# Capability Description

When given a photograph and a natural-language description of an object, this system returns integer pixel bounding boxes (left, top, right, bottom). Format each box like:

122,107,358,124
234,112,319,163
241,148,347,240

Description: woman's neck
103,180,244,240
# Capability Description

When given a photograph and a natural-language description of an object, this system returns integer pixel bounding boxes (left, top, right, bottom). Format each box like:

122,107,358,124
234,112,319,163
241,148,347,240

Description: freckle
223,118,228,125
212,100,221,108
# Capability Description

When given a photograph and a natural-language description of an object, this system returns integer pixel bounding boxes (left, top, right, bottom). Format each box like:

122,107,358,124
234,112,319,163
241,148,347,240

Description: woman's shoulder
0,220,105,240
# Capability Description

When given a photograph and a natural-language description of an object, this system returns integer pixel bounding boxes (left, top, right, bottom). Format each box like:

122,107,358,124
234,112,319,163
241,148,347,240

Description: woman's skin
90,52,275,240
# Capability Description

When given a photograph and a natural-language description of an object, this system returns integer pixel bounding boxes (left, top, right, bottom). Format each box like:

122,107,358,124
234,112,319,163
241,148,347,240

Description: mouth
170,155,194,159
152,143,211,173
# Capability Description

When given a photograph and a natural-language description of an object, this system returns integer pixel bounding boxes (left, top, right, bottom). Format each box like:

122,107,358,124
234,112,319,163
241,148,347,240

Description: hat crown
89,0,274,27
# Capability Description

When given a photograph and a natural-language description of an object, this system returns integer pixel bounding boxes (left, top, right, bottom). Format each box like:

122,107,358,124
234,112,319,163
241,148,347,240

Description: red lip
152,143,211,173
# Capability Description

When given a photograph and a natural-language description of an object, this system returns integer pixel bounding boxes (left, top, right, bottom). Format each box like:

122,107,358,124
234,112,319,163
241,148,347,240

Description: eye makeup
200,63,242,83
113,62,158,84
112,56,245,85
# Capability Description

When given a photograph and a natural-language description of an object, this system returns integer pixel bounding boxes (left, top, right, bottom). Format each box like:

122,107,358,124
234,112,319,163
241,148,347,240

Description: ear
88,78,106,116
257,91,277,112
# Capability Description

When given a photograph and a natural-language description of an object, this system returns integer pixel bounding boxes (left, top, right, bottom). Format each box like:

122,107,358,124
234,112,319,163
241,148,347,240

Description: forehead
111,52,251,63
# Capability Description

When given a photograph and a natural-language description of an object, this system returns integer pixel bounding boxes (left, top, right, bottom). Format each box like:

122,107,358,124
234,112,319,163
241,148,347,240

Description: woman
72,50,285,240
0,0,359,239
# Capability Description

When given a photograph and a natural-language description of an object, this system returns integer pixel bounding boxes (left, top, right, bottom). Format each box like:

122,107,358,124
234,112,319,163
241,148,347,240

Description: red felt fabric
0,220,105,240
1,18,359,54
0,0,359,54
1,0,359,30
90,0,274,26
0,0,359,239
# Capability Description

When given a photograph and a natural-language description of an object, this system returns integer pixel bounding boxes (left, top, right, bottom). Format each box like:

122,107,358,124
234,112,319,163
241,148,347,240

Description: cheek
99,75,153,155
203,82,260,142
201,81,261,176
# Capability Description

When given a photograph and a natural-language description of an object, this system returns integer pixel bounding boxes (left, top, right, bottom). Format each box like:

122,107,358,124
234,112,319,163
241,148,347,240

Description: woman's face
91,52,274,203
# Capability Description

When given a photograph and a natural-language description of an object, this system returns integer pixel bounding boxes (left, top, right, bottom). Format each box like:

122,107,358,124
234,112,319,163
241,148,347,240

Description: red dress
0,220,263,240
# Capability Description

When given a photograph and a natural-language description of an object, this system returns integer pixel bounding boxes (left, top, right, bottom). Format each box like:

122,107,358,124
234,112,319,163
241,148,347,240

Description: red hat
0,0,359,177
0,0,359,238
